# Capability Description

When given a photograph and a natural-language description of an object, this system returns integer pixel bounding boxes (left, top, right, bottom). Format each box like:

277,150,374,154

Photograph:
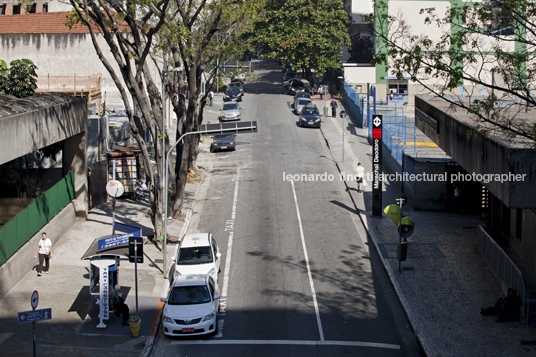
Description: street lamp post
161,67,182,277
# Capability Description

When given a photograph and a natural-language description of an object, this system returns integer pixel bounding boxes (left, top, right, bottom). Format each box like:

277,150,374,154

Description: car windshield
298,99,311,106
302,108,319,116
223,103,238,110
293,82,305,87
168,285,211,305
214,134,234,140
227,88,240,94
177,246,213,265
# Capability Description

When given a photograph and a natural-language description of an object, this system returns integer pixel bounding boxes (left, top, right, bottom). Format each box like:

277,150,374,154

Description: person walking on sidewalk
330,100,338,117
208,89,214,107
318,84,323,100
355,163,365,193
34,232,52,276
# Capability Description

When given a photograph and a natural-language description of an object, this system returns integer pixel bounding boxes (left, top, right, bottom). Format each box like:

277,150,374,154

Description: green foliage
251,0,351,77
369,0,536,145
0,59,38,98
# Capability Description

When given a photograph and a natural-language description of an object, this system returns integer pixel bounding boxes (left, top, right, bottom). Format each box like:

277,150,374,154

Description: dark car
211,134,236,152
298,105,321,128
224,87,243,102
283,71,297,82
229,81,245,94
285,78,311,95
293,92,311,103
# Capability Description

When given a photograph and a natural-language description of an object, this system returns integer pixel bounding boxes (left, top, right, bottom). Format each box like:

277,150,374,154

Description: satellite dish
106,180,124,198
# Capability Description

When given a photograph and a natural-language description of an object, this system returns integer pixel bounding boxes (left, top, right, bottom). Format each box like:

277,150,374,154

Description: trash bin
323,107,329,116
129,316,141,337
397,242,407,262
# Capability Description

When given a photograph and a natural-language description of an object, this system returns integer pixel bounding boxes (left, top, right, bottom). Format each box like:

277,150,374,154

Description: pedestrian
389,91,394,101
208,89,214,107
355,163,365,193
34,232,52,276
330,100,338,117
110,284,131,325
318,84,323,100
453,184,461,212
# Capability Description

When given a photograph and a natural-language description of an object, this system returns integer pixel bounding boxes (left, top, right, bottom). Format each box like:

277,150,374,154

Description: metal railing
0,171,75,266
476,225,531,323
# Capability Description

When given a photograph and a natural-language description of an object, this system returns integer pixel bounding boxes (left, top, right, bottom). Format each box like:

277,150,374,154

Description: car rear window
223,103,238,110
298,99,311,105
168,285,211,305
177,247,213,265
302,108,319,116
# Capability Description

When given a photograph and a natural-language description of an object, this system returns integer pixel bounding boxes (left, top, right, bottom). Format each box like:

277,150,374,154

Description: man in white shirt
34,232,52,276
355,163,365,193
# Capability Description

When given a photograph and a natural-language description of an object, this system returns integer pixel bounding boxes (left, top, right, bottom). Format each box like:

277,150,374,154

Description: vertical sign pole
135,243,139,319
33,320,36,357
372,114,383,217
342,114,345,162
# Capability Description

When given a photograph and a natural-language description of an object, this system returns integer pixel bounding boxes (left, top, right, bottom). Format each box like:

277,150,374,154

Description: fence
0,171,75,266
476,225,530,322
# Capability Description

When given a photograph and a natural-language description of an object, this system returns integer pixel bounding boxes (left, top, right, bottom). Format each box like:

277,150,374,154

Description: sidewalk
316,92,536,356
0,141,211,357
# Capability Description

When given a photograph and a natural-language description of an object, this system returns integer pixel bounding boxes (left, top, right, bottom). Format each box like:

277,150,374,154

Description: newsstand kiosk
82,223,143,330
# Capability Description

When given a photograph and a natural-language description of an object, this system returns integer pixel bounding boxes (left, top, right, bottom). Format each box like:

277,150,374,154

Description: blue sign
459,87,466,94
18,308,52,324
98,223,142,250
98,233,133,250
480,88,486,94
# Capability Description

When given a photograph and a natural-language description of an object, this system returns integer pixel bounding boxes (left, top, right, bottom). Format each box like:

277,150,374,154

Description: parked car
293,92,311,104
211,134,236,152
285,78,311,95
231,78,245,86
298,105,321,128
294,97,313,115
161,274,220,337
219,101,242,122
283,71,297,82
224,87,243,102
229,81,245,94
170,233,221,281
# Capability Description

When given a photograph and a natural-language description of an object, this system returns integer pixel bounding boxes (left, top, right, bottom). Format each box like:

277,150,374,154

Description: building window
13,4,21,14
43,3,48,12
27,3,36,13
0,5,6,15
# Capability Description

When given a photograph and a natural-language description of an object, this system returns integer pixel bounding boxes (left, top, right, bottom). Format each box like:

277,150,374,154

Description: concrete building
0,92,88,298
0,11,132,112
0,0,71,15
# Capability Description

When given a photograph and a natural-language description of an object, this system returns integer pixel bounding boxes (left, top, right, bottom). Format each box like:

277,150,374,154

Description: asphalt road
152,59,422,357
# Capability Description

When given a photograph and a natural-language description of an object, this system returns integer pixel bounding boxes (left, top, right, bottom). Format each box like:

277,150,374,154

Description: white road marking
171,339,400,350
217,175,239,338
290,179,325,342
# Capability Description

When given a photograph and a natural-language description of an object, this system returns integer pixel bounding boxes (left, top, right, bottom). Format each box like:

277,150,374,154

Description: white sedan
170,233,221,282
161,274,220,336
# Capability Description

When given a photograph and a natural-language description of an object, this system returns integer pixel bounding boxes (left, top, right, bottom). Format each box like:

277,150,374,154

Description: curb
319,123,429,356
139,167,207,357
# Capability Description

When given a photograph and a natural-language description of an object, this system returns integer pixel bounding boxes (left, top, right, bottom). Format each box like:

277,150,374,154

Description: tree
370,0,536,144
252,0,351,83
67,0,259,237
0,59,37,98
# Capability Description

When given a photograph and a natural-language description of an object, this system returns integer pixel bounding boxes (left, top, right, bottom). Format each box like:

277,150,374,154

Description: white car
171,233,221,282
295,97,313,115
161,274,220,336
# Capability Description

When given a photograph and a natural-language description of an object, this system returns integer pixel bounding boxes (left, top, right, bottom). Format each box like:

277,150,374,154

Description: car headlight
163,315,173,323
202,311,216,322
315,118,320,122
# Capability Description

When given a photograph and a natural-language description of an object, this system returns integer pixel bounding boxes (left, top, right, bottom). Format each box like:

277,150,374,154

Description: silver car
294,97,313,115
219,101,242,121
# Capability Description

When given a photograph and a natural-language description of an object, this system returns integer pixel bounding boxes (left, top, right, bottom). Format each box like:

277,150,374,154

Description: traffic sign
129,236,144,263
395,193,408,206
31,291,39,310
18,308,52,324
